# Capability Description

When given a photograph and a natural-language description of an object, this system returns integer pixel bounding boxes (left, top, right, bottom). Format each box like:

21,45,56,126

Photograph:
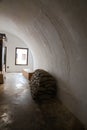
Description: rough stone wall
30,69,57,101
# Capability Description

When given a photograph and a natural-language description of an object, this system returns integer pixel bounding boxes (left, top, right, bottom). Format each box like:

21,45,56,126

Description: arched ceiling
0,0,87,127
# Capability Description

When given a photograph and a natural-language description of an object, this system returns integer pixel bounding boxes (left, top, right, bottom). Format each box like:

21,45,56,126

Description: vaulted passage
0,0,87,129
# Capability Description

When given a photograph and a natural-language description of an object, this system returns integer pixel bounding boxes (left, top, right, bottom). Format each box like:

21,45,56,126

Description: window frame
15,47,28,66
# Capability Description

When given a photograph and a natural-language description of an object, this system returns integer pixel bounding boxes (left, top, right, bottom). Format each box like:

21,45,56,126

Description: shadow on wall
57,78,87,128
29,69,85,129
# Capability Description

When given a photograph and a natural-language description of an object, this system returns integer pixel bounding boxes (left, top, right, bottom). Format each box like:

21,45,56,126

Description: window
15,47,28,65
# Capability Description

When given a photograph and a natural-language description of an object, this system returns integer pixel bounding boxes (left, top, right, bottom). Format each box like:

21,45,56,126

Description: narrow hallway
0,73,84,130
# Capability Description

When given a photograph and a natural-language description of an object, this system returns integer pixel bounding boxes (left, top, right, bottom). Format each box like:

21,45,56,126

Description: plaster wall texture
2,32,33,72
0,0,87,127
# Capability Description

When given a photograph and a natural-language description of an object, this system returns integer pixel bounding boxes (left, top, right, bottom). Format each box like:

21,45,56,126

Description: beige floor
0,73,85,130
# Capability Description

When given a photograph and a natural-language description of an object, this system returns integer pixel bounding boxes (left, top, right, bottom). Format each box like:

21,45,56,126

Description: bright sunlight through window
15,48,28,65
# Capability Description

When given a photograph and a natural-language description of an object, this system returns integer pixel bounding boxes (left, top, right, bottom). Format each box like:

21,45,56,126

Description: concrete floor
0,73,85,130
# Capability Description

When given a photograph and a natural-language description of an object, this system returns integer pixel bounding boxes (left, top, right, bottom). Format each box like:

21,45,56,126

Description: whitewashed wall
0,0,87,127
5,33,33,72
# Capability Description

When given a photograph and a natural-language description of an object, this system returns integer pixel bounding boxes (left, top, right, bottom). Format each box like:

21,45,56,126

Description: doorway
4,46,7,72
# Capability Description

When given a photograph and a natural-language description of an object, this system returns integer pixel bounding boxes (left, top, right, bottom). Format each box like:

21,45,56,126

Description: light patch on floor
0,73,85,130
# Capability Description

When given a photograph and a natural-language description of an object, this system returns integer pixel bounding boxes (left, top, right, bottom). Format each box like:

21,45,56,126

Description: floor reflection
0,73,85,130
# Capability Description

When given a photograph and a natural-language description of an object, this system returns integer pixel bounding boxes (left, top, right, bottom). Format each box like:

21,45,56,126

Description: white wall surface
0,0,87,127
5,33,33,72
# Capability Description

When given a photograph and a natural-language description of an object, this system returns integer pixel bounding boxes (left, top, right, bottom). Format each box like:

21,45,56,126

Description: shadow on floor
0,73,85,130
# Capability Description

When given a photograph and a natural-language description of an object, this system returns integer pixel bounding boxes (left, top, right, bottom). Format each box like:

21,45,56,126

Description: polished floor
0,73,85,130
